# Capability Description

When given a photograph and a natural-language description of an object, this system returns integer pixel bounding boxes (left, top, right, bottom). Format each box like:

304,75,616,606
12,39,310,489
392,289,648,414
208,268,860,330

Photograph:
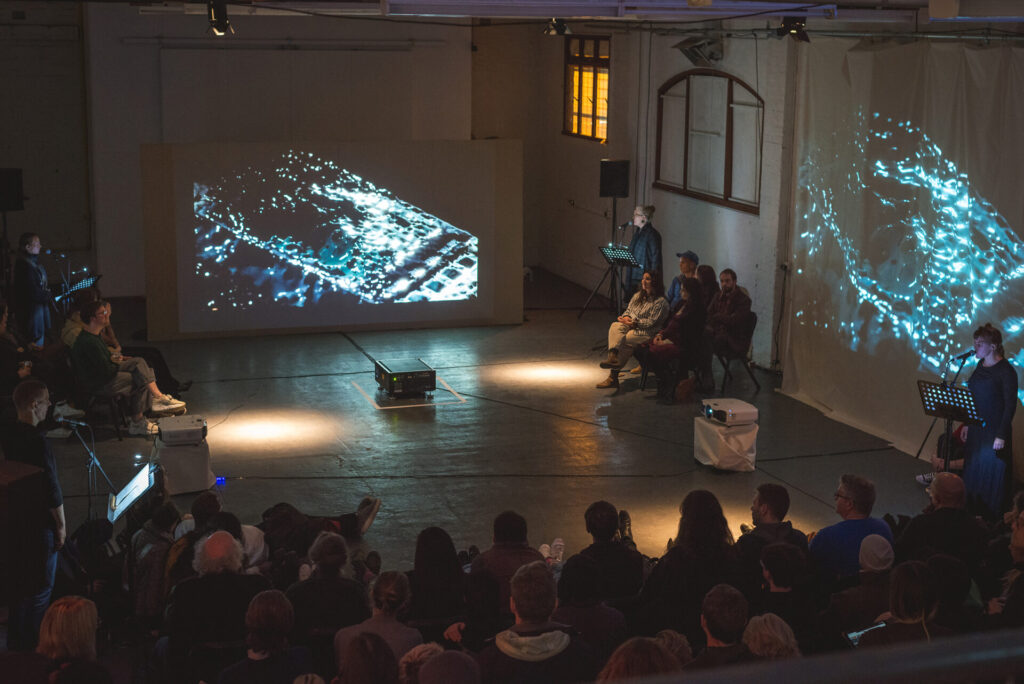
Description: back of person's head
308,531,349,577
654,630,692,667
417,649,480,684
510,560,557,623
597,637,683,681
51,661,114,684
336,632,398,684
756,483,791,521
839,474,876,515
151,501,181,533
675,489,733,553
13,378,48,413
682,276,703,303
859,534,894,573
760,543,806,589
413,526,461,584
927,554,971,607
492,510,528,544
246,590,294,654
930,472,966,509
742,613,801,659
207,510,243,541
889,560,938,624
397,642,444,684
79,299,108,325
372,571,411,615
190,491,222,530
701,584,749,645
584,500,619,542
557,554,602,605
36,596,98,662
194,530,244,575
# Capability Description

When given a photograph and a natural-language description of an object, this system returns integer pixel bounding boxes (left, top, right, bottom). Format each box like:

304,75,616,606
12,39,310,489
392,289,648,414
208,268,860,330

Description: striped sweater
622,293,670,337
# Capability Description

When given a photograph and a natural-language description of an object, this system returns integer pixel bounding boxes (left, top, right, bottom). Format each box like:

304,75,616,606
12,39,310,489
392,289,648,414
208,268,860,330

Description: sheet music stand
578,246,641,318
917,380,981,471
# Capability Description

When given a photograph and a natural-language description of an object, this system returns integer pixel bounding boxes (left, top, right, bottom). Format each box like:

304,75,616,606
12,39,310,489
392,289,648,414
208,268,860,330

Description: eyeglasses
834,491,851,500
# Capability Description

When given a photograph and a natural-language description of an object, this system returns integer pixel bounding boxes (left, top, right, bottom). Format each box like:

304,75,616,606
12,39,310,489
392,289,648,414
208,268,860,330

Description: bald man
896,472,987,571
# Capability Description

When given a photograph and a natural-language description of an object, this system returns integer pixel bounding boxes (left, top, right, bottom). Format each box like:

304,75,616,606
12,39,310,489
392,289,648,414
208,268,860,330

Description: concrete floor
51,276,935,571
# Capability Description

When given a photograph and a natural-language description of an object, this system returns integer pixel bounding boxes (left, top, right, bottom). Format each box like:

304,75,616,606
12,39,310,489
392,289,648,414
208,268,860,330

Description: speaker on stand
599,159,630,311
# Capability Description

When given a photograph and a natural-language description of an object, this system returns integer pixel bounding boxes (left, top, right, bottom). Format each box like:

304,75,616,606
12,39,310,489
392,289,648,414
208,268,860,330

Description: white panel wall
84,5,472,296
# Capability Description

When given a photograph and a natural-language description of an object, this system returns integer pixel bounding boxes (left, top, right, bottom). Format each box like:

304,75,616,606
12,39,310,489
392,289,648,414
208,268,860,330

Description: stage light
544,18,570,36
778,16,810,43
208,0,233,37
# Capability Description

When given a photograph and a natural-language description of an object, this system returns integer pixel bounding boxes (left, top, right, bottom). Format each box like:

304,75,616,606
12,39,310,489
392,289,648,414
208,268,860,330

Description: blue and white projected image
796,110,1024,401
192,150,478,318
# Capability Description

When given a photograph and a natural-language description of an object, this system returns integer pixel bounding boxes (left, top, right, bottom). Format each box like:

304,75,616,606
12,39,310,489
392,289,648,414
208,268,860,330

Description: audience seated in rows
809,474,893,585
736,483,808,590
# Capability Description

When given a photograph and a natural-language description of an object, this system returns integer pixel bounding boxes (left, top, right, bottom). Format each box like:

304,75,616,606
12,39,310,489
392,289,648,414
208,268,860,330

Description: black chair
716,311,760,393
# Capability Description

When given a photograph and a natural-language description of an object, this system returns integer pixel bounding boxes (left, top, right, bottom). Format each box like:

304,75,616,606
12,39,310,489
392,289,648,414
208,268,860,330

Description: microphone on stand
951,349,975,362
55,416,89,428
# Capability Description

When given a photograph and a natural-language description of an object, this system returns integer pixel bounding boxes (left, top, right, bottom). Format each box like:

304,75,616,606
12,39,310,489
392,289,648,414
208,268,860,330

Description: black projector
374,358,436,397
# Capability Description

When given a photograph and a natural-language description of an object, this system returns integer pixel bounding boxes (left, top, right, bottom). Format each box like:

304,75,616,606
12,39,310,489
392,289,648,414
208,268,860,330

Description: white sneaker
46,426,73,439
153,395,186,411
916,472,935,486
129,419,159,436
54,401,86,419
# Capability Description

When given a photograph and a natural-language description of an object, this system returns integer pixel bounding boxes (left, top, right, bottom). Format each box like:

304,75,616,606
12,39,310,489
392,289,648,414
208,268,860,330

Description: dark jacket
470,543,545,619
576,542,644,600
627,223,662,287
706,287,754,355
476,622,600,684
896,506,988,571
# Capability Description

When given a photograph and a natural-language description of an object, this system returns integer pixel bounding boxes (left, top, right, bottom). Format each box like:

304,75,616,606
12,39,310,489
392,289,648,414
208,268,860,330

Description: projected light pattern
193,150,478,309
797,111,1024,402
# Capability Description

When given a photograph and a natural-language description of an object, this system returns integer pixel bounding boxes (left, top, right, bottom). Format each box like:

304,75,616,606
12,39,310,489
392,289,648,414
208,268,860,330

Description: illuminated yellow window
564,36,610,142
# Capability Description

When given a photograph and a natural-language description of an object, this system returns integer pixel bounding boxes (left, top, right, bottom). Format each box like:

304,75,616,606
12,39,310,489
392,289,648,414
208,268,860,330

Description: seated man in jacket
706,269,754,357
737,484,808,592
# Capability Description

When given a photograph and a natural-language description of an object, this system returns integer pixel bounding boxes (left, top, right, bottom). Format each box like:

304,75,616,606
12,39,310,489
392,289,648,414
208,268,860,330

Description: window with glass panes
563,36,609,141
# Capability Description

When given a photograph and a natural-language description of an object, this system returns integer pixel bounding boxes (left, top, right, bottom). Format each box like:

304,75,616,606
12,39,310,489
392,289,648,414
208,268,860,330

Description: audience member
286,531,370,646
1,379,65,651
551,554,628,661
405,526,466,640
418,650,481,684
596,270,669,389
653,629,692,667
596,637,683,681
164,490,222,594
163,530,272,681
736,484,808,590
666,250,699,311
334,632,399,684
696,264,719,311
686,584,757,669
636,490,741,645
635,276,706,399
820,534,895,637
469,510,545,620
927,554,983,634
575,500,644,600
706,268,754,357
397,642,443,684
858,561,953,647
37,596,99,665
476,560,599,683
808,474,893,584
756,543,819,652
896,472,987,571
985,511,1024,628
742,613,801,659
334,571,422,672
127,500,180,629
218,590,313,684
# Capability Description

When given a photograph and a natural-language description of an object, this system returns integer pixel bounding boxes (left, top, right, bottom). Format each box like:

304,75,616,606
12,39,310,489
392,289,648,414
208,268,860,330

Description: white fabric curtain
782,38,1024,457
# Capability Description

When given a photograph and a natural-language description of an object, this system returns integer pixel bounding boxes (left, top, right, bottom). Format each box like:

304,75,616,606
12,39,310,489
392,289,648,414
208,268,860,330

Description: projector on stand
374,358,436,397
701,398,758,426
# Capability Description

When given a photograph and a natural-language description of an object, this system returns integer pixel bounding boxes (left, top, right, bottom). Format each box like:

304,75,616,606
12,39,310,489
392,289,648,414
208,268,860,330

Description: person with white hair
742,613,801,659
163,530,271,682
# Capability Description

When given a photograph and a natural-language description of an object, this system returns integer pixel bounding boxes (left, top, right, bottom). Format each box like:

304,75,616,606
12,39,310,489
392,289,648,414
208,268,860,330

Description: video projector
701,398,758,426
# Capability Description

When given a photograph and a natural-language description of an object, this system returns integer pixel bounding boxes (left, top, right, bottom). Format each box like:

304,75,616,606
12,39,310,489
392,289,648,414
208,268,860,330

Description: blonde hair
36,596,98,662
398,642,443,683
742,613,801,659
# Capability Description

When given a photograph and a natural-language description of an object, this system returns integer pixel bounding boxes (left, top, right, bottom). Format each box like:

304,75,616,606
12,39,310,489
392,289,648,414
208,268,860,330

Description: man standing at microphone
627,206,662,292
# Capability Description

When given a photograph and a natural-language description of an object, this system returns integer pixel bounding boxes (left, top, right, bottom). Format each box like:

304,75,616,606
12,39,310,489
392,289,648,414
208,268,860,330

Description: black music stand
917,379,981,471
578,245,640,318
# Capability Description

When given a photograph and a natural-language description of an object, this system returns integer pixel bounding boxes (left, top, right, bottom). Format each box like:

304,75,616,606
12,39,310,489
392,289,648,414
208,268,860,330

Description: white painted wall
83,5,473,296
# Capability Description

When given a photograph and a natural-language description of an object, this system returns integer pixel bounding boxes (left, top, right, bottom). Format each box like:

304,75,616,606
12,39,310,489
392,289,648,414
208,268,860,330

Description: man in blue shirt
808,474,892,584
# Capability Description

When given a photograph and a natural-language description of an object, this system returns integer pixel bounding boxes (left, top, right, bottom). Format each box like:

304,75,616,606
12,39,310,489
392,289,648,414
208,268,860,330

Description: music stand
578,246,640,318
917,379,981,471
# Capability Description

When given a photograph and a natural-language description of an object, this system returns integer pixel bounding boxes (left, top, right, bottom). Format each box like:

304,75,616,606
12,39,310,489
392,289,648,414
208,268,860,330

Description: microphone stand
68,422,115,520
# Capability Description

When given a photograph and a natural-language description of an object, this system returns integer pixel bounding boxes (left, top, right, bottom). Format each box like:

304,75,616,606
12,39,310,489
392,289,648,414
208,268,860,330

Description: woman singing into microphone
962,323,1018,519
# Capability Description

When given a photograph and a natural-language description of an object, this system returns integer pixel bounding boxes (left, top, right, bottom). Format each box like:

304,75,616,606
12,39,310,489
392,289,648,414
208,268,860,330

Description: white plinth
153,438,215,495
694,416,758,472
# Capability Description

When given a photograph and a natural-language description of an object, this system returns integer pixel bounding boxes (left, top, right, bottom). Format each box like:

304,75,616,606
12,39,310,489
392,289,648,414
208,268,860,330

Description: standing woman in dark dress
962,323,1019,519
13,233,51,348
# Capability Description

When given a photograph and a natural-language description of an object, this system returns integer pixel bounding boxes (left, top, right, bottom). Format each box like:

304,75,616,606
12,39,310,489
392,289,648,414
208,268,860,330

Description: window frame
653,68,764,215
562,35,610,143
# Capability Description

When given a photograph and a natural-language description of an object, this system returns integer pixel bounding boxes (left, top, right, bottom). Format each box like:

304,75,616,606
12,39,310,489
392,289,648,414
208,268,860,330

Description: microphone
951,349,975,362
617,222,631,230
55,416,89,428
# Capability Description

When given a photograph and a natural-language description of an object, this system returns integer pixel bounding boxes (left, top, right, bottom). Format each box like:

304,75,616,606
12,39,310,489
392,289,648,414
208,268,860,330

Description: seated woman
634,277,705,399
596,271,669,389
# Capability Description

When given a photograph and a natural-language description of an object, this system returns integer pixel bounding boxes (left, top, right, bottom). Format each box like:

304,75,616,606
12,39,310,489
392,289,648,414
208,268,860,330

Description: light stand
68,422,115,520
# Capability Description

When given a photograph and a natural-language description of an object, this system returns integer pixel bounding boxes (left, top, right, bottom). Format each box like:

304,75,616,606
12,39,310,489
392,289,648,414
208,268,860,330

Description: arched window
654,69,764,214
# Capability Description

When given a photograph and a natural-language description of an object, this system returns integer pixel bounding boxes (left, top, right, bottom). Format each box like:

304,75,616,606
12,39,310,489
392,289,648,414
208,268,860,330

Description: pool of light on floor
205,409,344,451
483,360,599,385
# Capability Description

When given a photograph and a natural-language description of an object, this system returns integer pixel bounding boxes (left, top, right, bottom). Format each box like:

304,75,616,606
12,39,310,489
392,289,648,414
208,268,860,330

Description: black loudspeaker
0,169,24,211
599,159,630,198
